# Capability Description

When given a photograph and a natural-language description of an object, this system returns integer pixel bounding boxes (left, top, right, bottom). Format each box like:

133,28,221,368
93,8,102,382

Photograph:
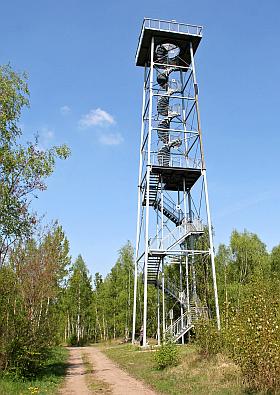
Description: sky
1,0,279,276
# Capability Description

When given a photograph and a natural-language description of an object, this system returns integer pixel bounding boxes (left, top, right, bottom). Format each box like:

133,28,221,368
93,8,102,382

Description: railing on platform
151,152,202,169
142,18,203,36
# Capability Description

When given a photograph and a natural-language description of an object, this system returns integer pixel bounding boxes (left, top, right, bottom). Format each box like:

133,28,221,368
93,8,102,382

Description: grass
103,343,243,395
81,352,112,394
0,347,69,395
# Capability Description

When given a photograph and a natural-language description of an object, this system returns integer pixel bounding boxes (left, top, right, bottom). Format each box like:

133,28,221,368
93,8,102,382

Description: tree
0,223,70,375
0,64,70,264
64,255,93,345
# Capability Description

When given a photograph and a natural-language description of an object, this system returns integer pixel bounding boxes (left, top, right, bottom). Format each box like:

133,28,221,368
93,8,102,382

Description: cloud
79,108,115,128
38,127,55,151
42,127,54,140
98,132,124,146
60,105,71,115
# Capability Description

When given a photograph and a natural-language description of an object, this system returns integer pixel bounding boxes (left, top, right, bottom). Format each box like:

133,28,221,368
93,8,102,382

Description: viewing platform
151,165,202,191
136,18,203,67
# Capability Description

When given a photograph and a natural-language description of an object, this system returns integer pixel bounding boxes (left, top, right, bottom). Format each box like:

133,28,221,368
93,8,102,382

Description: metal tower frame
132,19,220,347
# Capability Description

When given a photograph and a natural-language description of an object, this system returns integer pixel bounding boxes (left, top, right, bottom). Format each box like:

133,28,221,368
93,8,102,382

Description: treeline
57,243,135,345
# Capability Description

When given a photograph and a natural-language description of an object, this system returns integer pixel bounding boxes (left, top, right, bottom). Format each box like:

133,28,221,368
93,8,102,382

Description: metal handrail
159,217,204,251
166,310,191,337
143,18,203,36
151,152,202,169
136,18,203,61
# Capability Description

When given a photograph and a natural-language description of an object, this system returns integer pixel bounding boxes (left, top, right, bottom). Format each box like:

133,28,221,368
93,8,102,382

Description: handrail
143,18,203,36
166,310,191,338
151,152,202,169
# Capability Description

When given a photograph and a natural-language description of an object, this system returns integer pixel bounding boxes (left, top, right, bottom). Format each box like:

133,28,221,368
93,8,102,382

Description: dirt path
59,347,91,395
84,346,156,395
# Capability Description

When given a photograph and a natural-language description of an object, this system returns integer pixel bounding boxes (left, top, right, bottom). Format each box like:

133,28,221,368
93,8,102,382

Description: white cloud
38,127,55,151
60,105,71,115
79,108,115,128
42,127,54,140
98,132,124,146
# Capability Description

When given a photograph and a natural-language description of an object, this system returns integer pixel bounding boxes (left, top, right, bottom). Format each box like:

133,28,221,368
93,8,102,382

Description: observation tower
132,18,220,347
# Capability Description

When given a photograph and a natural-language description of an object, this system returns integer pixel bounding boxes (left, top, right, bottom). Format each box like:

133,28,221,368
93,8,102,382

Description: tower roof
135,18,203,67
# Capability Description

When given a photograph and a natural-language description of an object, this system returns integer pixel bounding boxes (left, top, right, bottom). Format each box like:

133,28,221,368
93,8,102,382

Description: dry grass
81,352,112,394
103,343,243,394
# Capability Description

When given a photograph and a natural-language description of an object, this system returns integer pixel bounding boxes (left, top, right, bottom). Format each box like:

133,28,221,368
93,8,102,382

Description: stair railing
159,217,204,250
166,310,191,338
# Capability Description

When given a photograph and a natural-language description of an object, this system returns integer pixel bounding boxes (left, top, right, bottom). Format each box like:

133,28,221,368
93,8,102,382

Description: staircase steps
146,254,161,284
173,324,194,342
154,199,181,226
143,174,160,206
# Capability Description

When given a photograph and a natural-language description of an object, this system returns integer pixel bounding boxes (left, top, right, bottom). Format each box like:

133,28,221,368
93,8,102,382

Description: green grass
103,343,243,395
0,347,69,395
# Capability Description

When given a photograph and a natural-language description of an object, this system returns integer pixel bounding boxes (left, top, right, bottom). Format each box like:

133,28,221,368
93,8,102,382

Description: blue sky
1,0,279,276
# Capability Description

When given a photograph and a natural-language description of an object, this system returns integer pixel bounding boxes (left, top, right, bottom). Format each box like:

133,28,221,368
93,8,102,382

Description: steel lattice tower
132,19,220,347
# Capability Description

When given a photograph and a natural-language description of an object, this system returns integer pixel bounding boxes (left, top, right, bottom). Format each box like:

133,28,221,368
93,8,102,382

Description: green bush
195,320,224,357
154,339,179,370
67,334,88,347
226,280,280,393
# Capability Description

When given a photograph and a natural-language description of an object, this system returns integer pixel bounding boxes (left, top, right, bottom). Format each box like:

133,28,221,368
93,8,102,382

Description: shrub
154,338,179,369
195,320,224,357
226,280,280,392
67,334,88,346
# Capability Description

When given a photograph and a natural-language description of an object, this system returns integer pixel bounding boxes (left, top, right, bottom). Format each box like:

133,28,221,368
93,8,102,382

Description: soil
85,346,156,395
59,346,156,395
59,347,91,395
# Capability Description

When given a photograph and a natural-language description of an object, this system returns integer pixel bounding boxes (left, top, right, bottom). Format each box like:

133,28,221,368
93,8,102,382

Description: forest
1,65,280,394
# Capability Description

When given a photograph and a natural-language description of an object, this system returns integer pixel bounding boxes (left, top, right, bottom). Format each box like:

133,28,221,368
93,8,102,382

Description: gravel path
85,346,156,395
59,346,156,395
59,347,91,395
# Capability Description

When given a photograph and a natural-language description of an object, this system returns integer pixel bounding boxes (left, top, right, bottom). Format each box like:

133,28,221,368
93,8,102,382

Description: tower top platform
135,18,203,67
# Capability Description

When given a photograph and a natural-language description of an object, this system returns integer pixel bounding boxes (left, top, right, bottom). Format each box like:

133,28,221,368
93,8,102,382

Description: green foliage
0,223,70,377
62,255,93,346
0,64,70,263
195,320,224,358
226,278,280,392
154,338,179,369
0,347,68,394
210,232,280,392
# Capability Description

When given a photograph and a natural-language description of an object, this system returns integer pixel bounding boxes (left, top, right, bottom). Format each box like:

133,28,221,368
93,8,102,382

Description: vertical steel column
188,190,197,299
161,175,165,341
162,258,166,341
189,41,220,330
157,280,161,345
132,66,148,343
179,69,189,162
183,178,190,316
179,259,184,344
189,42,205,169
142,37,155,347
203,170,221,330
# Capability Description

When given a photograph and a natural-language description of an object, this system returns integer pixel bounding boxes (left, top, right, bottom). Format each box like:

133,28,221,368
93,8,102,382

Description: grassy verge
103,343,243,394
0,347,69,395
81,352,111,394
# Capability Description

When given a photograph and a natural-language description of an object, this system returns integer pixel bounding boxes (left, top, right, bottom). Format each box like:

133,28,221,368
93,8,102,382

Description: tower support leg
142,37,155,347
203,169,221,330
132,64,148,344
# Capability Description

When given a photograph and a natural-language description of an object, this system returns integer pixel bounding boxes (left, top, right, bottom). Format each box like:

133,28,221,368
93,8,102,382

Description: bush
226,280,280,393
67,334,88,346
195,320,224,357
154,338,179,369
